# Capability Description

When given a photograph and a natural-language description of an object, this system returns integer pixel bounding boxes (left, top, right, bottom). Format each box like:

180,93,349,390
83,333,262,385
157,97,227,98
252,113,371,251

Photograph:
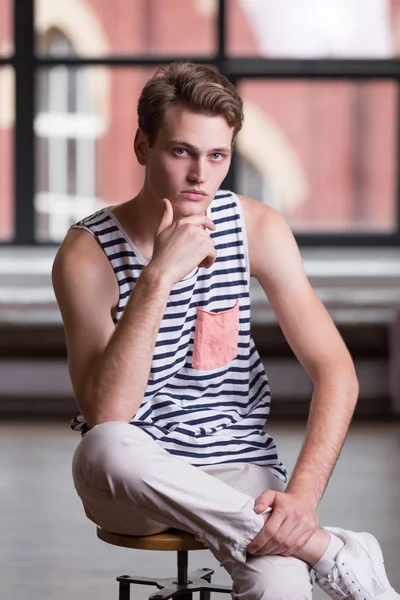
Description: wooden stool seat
97,527,206,551
96,526,232,599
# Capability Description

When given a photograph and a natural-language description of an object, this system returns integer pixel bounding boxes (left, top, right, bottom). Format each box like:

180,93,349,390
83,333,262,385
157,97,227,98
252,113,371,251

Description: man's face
142,103,234,218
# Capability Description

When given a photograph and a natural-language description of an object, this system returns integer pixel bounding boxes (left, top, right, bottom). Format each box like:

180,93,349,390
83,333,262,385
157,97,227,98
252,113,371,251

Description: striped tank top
70,189,287,482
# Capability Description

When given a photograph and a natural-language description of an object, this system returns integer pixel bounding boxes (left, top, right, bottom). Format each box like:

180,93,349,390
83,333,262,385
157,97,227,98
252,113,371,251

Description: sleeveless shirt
70,189,287,483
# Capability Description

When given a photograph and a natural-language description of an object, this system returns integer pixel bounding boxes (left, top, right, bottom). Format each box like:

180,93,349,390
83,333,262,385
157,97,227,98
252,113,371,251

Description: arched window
236,153,279,210
35,29,103,241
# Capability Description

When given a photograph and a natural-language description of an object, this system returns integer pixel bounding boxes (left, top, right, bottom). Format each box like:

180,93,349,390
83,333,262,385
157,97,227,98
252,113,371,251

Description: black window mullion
14,0,35,244
217,0,226,66
4,0,400,245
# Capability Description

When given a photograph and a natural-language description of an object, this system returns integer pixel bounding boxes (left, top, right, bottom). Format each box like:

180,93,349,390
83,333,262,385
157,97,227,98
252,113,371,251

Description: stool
97,527,233,599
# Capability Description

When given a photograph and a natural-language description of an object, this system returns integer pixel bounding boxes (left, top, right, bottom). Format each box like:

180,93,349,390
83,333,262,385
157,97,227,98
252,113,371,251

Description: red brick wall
0,1,398,239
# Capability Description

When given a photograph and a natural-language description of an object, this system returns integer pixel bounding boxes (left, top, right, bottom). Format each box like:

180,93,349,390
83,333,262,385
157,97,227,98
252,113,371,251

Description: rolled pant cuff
196,513,264,564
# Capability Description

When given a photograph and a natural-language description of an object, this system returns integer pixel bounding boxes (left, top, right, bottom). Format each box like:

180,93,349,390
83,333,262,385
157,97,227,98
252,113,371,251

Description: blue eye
173,148,188,156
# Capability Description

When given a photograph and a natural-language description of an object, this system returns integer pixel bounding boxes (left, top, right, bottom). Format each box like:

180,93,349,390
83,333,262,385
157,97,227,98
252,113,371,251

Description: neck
122,184,164,245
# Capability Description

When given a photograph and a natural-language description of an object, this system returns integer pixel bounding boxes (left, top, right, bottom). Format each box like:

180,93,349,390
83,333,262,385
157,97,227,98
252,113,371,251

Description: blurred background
0,1,400,599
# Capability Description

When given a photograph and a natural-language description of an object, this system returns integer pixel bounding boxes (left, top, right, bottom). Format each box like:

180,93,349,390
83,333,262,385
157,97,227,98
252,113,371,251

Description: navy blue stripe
81,209,107,225
228,424,265,432
153,381,269,413
214,240,241,251
163,445,267,460
212,227,241,240
211,201,235,213
213,213,240,226
96,225,120,236
197,267,246,280
150,353,187,375
169,282,198,296
114,263,143,274
150,389,259,404
89,214,111,227
248,380,270,406
152,340,194,362
108,250,136,260
192,454,279,465
172,364,254,384
117,276,136,287
155,326,195,347
164,377,249,393
101,237,129,249
249,369,265,391
158,436,269,450
215,253,245,263
191,279,246,295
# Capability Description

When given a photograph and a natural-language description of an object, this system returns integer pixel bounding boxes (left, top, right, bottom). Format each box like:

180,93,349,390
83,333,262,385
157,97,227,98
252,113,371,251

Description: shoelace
317,564,367,600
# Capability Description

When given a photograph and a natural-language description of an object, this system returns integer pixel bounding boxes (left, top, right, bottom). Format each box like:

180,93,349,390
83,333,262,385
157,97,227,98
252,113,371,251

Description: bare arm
52,199,216,428
242,195,359,506
52,229,171,427
241,195,359,557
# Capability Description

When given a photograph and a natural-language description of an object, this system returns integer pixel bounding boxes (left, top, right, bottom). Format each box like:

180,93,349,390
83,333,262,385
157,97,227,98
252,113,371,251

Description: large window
236,80,397,233
2,0,400,245
35,30,103,241
227,0,396,58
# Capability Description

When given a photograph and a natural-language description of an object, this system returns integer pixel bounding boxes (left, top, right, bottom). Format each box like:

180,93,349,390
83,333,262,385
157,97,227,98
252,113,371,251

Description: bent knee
72,421,152,491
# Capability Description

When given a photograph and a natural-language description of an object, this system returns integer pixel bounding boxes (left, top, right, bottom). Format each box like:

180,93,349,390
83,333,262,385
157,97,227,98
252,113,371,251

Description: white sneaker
315,526,400,599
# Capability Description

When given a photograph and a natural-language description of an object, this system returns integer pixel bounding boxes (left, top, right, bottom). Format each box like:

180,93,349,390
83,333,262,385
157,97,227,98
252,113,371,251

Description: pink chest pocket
192,298,240,370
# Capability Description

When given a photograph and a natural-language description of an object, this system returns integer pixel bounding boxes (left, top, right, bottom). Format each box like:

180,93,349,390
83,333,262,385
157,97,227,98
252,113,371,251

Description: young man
53,62,399,599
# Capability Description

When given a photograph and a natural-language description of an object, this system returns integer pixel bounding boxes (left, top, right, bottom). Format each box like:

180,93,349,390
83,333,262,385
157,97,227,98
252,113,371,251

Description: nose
187,158,206,185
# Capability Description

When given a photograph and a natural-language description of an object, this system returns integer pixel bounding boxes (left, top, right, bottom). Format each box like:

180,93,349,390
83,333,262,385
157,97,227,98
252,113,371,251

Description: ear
134,128,149,166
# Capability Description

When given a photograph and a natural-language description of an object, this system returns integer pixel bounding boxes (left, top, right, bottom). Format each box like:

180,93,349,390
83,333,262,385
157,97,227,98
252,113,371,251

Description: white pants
72,421,313,600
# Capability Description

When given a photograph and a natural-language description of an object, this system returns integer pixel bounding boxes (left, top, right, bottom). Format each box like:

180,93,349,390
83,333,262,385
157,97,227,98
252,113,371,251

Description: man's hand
247,490,318,557
149,198,217,287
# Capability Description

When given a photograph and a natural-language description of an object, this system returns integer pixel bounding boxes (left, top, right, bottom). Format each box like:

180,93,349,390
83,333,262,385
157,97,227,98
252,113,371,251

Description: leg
72,421,266,562
200,463,312,600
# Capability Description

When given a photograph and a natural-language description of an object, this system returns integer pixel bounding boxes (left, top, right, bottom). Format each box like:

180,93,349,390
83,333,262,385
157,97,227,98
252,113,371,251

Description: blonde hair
137,61,244,147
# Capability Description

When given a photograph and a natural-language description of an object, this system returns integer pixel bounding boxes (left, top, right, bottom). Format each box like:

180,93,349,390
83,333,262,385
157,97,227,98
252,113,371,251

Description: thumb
254,490,276,513
156,198,174,236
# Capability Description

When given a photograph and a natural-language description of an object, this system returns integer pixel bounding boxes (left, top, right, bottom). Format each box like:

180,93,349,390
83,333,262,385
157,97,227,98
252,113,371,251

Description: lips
180,191,207,200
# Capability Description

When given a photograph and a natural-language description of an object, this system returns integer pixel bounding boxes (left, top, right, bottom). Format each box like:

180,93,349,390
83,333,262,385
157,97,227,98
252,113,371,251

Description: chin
172,199,208,218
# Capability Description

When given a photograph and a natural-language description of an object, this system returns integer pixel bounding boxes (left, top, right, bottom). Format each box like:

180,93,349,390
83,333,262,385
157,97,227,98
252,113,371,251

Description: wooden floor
1,419,400,600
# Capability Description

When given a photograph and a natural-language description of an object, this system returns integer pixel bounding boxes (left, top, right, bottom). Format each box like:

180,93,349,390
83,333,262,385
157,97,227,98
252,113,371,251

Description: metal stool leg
119,577,131,600
177,550,192,600
115,550,232,599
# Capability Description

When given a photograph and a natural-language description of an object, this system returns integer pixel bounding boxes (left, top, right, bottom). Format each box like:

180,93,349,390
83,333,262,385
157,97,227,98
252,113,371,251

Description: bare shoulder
237,194,298,279
52,227,118,313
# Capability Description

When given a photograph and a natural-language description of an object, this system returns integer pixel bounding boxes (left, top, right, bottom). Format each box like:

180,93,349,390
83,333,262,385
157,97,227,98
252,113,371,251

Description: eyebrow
169,140,232,154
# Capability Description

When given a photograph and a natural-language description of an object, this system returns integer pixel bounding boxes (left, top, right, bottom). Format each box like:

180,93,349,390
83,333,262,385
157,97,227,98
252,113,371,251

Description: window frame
1,0,400,245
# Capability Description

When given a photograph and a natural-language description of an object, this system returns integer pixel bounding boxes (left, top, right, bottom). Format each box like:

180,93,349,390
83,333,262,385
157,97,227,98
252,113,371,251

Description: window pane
0,67,14,241
235,80,397,233
35,0,216,57
35,67,157,242
0,0,13,56
228,0,397,58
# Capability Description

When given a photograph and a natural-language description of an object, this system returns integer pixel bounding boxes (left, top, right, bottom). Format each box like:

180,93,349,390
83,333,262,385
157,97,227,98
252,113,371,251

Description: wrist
140,262,173,294
285,484,320,509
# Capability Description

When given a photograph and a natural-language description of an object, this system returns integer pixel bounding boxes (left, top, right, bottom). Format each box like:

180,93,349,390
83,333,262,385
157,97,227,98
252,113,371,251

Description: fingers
250,519,316,558
156,199,216,237
156,198,174,236
252,516,294,556
179,214,216,231
248,509,285,555
198,248,217,269
254,490,276,514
